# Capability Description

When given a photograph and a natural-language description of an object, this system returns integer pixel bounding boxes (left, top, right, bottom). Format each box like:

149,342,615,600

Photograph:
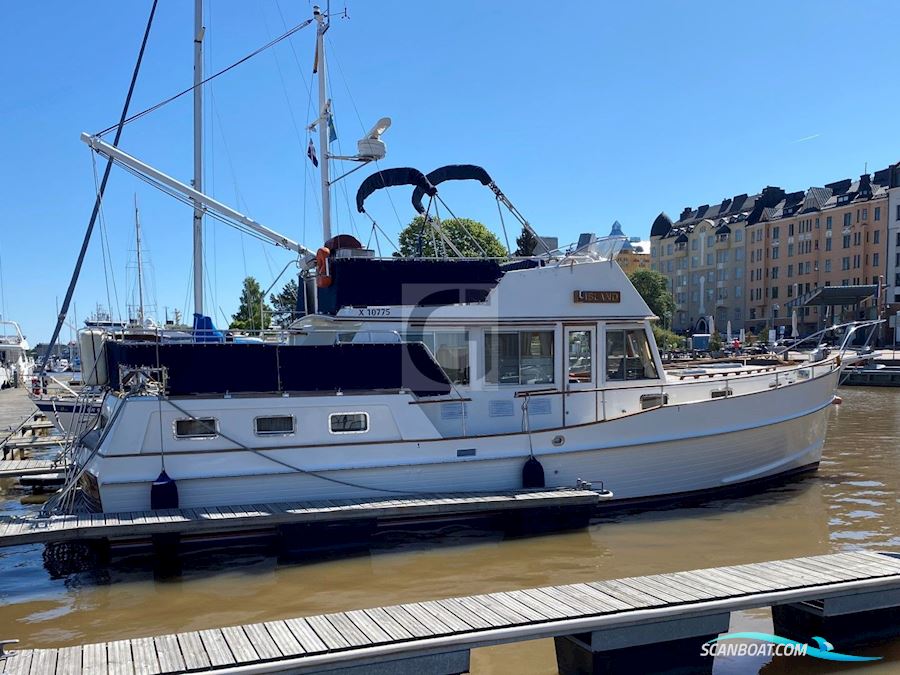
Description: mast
314,5,332,243
192,0,205,316
134,194,146,326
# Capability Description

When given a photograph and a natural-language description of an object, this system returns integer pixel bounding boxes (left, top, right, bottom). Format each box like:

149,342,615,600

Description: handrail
513,356,835,398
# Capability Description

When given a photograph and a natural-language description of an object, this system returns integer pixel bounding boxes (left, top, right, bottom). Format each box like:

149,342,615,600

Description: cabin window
406,331,469,385
329,412,369,434
174,417,218,439
485,330,554,385
254,415,295,436
606,330,659,381
567,330,593,383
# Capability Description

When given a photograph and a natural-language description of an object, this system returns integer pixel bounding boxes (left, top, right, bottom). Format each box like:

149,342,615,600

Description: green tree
652,325,685,351
628,268,675,329
397,217,507,258
269,278,300,327
230,276,272,331
514,225,538,256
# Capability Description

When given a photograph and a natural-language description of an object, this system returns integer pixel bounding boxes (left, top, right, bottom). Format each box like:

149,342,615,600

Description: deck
3,550,899,674
0,459,60,479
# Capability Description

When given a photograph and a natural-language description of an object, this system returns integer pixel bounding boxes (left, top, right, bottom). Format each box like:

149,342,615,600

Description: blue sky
2,0,898,344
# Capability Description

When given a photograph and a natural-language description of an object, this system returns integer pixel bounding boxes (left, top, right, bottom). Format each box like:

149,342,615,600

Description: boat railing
514,354,838,427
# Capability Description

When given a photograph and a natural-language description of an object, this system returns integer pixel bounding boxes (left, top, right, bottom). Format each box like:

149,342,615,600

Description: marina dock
0,459,60,479
3,550,899,674
0,489,602,549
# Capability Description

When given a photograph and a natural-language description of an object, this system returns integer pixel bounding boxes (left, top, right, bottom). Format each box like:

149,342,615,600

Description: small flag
327,112,338,143
307,139,318,167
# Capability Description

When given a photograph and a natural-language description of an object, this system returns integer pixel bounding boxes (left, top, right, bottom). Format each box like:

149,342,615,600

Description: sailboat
47,5,871,515
0,321,34,389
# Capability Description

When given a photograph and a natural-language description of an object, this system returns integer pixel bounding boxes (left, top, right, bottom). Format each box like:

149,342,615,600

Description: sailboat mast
134,194,146,326
314,5,332,243
192,0,205,316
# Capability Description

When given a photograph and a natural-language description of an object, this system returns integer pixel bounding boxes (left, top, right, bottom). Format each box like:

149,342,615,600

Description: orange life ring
315,247,332,288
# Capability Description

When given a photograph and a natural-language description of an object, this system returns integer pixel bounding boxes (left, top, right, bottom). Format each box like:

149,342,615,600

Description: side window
255,415,294,436
329,412,369,434
485,331,555,385
174,417,218,439
606,330,659,381
407,331,470,385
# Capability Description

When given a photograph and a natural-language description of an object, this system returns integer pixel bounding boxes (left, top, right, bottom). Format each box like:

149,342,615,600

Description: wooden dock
3,551,899,674
0,489,602,549
0,459,60,479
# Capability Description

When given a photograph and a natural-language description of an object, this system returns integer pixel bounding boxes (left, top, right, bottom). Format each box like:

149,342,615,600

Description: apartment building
746,172,892,335
649,189,784,333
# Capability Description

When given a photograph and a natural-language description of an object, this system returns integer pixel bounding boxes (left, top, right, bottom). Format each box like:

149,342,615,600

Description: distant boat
0,320,34,388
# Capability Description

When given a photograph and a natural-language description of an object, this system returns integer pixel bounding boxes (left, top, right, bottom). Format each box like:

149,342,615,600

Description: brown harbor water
1,386,898,674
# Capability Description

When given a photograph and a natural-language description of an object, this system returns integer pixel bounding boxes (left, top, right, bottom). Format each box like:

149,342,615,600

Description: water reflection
0,387,898,674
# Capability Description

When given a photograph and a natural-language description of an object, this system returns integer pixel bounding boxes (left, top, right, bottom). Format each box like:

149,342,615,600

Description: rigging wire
40,0,159,374
95,17,316,137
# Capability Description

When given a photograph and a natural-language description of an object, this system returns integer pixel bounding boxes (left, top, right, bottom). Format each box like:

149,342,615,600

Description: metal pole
192,0,205,317
314,5,331,243
134,194,145,326
40,1,159,374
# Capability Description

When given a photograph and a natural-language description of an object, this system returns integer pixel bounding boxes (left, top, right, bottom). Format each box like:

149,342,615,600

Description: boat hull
86,369,837,513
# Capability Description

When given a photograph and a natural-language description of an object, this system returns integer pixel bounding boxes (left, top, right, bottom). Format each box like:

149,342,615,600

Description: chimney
680,207,693,221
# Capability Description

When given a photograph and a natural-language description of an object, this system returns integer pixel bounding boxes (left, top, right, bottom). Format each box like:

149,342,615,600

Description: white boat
50,5,868,515
0,320,34,388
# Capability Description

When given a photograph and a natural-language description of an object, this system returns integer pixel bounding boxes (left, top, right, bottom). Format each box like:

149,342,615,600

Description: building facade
649,190,782,333
651,166,897,339
746,172,891,336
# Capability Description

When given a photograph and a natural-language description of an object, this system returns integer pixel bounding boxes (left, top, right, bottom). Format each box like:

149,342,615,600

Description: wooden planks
0,489,600,549
0,460,59,479
8,551,900,674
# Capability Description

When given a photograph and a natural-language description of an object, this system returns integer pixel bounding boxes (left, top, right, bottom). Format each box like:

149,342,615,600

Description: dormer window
837,194,851,205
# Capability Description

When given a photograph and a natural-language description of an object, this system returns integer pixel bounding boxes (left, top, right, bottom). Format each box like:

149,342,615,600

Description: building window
896,205,900,221
772,226,780,240
874,230,880,244
826,216,832,229
789,223,795,236
815,217,820,228
788,243,794,257
771,266,779,279
707,235,715,247
826,237,832,252
329,412,369,434
485,331,554,385
771,246,779,259
771,286,779,299
691,238,699,251
735,230,743,242
787,264,794,277
875,207,881,221
174,417,218,439
873,253,880,267
862,208,868,221
606,330,659,382
843,234,851,248
844,213,852,227
842,257,851,271
255,415,295,436
824,259,832,272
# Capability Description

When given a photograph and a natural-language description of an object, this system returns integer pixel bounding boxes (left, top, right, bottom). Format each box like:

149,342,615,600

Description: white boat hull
84,368,837,513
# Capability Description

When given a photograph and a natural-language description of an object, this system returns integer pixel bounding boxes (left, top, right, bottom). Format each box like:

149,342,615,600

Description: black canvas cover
412,164,493,214
356,168,436,213
105,341,451,397
316,257,503,315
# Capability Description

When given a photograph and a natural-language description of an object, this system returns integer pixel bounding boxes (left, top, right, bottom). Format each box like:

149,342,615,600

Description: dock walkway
4,551,900,674
0,459,60,479
0,489,601,549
